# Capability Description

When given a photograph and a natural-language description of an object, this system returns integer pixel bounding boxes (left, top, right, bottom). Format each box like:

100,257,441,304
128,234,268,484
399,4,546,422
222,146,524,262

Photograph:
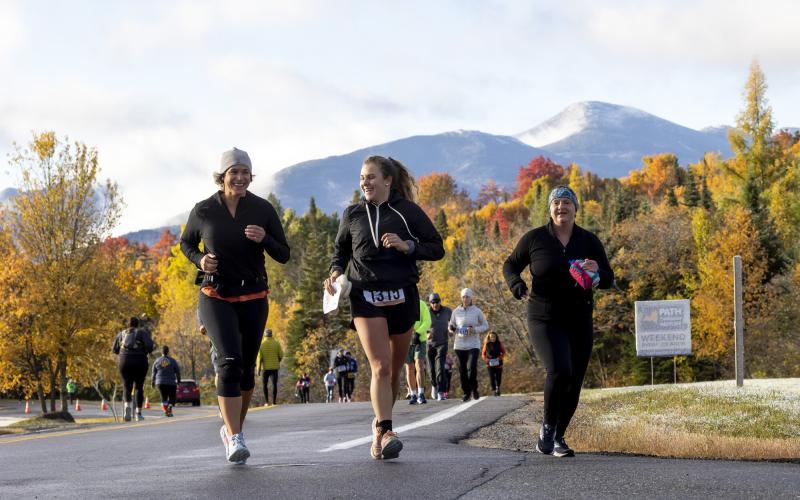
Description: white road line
319,397,486,452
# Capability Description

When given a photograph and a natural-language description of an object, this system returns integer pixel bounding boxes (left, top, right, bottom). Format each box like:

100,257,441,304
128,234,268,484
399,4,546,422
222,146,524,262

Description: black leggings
336,374,347,399
345,376,355,398
119,355,148,408
157,384,177,406
488,366,503,392
455,348,480,396
528,313,593,437
198,294,268,397
262,370,278,404
427,343,448,393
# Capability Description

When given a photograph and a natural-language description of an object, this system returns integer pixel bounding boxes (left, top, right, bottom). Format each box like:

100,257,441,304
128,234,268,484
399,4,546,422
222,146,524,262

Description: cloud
0,1,25,59
581,0,800,66
105,0,324,56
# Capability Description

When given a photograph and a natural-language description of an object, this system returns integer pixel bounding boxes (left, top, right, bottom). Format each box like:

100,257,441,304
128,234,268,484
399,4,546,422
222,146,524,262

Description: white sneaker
431,388,437,400
227,432,250,464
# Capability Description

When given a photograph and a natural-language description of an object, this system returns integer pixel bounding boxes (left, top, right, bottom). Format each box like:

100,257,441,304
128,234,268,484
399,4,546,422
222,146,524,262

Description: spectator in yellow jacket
256,329,283,406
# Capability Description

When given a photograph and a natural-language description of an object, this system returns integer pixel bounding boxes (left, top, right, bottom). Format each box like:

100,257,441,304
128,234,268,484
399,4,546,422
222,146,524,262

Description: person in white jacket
448,288,489,401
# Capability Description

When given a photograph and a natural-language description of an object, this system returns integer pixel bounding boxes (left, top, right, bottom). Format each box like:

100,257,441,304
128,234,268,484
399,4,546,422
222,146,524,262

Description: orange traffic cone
144,397,151,409
25,400,31,414
101,399,107,411
74,399,81,411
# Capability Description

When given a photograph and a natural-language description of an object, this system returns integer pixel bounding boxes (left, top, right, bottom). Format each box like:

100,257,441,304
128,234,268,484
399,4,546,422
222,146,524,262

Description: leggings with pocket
198,293,268,397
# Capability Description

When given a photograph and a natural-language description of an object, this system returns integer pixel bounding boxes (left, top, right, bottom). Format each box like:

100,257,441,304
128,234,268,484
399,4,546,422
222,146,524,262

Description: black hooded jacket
181,191,290,297
331,190,444,289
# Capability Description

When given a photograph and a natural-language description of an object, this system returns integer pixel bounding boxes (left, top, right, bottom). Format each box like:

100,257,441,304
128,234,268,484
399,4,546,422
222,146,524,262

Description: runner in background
152,345,181,417
448,288,489,402
481,332,506,396
256,329,282,406
345,351,358,402
443,352,454,398
333,349,349,402
425,293,452,401
405,299,431,405
324,368,337,403
299,373,311,403
112,317,155,422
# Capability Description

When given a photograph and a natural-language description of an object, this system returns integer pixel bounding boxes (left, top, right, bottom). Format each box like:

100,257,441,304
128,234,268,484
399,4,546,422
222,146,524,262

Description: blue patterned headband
548,186,579,212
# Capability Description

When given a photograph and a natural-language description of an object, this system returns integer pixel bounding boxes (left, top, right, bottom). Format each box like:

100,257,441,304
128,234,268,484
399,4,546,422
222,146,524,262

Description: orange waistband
201,286,268,303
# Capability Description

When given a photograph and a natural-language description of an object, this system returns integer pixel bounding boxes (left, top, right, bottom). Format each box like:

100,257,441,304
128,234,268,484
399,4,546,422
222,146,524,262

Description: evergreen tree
351,189,361,205
744,175,785,280
683,169,700,207
700,176,713,210
285,198,330,372
267,193,284,218
434,209,449,240
667,188,678,207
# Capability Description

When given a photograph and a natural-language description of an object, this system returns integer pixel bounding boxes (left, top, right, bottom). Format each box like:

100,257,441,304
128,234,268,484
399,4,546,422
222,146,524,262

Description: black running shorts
349,285,420,335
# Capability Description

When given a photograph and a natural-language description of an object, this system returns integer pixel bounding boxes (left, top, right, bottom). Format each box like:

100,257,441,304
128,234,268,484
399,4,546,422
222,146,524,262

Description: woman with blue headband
502,185,613,457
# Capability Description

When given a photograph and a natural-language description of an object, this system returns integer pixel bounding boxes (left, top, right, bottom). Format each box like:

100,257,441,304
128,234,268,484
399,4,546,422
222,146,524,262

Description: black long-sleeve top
330,190,444,289
503,221,613,319
180,191,290,297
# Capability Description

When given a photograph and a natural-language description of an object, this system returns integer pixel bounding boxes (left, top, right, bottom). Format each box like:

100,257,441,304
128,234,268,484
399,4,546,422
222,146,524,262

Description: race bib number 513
363,288,406,307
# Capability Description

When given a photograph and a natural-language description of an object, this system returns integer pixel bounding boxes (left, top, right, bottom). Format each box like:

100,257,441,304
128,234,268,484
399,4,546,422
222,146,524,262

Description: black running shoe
536,424,555,455
553,436,575,457
462,393,471,402
472,389,480,400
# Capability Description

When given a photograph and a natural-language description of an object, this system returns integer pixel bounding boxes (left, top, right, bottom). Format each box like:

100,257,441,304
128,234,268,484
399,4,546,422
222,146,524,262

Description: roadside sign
635,299,691,357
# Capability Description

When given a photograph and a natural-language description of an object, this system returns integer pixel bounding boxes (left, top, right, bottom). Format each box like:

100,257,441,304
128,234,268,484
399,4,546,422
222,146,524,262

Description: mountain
121,225,180,247
0,187,18,204
515,101,734,178
270,130,548,214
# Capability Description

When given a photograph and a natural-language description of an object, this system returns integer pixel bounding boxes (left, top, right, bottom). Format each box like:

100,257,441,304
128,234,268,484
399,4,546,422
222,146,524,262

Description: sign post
733,256,744,388
635,300,692,384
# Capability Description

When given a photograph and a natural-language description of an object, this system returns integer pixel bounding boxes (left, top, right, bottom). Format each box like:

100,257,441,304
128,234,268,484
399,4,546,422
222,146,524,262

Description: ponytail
364,155,417,202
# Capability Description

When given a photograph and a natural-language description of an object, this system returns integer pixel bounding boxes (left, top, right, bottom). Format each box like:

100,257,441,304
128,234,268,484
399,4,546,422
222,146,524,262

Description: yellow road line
0,404,275,445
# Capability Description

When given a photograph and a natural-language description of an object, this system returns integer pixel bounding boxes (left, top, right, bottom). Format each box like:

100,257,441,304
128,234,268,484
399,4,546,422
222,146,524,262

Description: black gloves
510,282,528,300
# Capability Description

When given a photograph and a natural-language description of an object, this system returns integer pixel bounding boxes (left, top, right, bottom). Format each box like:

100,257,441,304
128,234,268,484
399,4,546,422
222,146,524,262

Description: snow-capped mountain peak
515,101,651,147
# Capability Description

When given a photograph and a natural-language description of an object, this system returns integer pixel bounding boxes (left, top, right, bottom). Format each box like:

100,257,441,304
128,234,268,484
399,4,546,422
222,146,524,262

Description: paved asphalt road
1,396,798,499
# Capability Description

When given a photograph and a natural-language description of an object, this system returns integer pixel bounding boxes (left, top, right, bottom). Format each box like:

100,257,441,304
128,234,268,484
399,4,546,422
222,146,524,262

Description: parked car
176,379,201,406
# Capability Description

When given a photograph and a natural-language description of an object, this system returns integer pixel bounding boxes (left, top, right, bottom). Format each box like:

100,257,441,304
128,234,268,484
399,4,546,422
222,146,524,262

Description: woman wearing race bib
481,332,506,397
324,155,444,460
448,288,489,402
503,185,613,458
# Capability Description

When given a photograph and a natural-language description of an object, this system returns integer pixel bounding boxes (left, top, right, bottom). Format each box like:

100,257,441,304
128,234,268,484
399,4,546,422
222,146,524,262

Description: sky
0,0,798,234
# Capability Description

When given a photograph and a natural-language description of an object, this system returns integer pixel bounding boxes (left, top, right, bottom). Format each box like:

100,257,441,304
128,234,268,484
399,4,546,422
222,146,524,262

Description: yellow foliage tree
692,207,768,365
5,132,125,412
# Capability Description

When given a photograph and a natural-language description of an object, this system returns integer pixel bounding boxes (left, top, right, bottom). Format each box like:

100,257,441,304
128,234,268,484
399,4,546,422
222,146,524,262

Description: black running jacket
331,190,444,289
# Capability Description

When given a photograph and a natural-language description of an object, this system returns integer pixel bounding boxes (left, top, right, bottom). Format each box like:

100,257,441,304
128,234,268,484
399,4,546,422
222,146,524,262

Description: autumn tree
515,156,565,198
6,132,125,412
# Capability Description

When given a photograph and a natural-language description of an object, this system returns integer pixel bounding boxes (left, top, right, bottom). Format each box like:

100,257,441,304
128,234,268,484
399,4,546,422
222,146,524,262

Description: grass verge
466,379,800,461
0,415,118,435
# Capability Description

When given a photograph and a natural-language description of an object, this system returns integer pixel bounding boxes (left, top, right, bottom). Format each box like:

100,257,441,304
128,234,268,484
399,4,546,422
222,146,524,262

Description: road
1,396,798,499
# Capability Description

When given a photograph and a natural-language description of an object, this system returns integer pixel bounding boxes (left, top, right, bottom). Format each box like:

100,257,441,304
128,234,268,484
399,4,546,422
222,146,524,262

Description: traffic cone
144,397,151,409
25,400,31,414
74,399,81,411
101,399,107,411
